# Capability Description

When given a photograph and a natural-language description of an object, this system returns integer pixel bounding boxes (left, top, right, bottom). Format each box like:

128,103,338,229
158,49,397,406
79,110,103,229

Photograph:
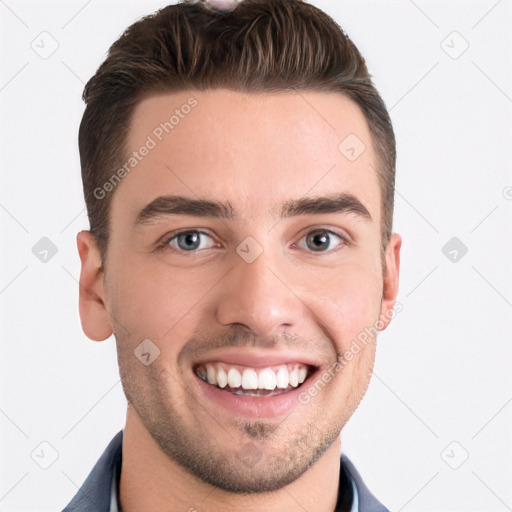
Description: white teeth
206,364,216,385
276,367,289,389
217,367,228,388
258,368,277,390
241,369,258,389
227,368,242,388
196,362,312,392
289,368,299,387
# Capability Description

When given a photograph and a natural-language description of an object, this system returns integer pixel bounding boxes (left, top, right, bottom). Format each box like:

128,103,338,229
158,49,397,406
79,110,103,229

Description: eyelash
158,228,352,255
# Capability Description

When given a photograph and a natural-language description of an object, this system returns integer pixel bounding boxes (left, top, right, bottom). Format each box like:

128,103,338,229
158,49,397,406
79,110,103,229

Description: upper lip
191,349,323,369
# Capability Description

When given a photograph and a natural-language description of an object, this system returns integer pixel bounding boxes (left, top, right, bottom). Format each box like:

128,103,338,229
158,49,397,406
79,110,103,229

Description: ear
378,232,402,331
76,230,113,341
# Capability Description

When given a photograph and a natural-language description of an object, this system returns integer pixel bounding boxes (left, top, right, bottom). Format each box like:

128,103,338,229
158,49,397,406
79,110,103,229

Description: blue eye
299,230,346,252
165,231,216,251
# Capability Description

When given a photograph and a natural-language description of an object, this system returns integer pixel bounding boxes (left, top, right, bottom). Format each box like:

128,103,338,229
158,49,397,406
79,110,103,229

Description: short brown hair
79,0,395,260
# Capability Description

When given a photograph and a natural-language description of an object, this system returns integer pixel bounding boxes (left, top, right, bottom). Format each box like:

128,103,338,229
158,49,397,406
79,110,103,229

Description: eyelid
297,226,352,243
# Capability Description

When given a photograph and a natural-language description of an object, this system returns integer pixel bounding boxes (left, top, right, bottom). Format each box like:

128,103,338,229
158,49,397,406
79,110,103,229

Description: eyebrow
134,193,372,226
280,193,371,220
135,196,235,225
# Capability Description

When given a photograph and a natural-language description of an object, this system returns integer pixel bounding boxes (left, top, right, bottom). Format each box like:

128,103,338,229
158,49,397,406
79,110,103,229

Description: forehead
113,89,380,224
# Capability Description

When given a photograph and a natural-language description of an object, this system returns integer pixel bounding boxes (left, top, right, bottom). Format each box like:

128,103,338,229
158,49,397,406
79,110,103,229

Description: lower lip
193,370,318,418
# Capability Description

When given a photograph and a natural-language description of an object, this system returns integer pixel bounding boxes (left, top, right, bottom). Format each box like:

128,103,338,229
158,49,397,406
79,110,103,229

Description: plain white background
1,1,511,510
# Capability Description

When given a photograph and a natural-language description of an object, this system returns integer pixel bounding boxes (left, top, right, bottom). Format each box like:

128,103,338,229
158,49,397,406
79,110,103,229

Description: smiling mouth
193,361,317,397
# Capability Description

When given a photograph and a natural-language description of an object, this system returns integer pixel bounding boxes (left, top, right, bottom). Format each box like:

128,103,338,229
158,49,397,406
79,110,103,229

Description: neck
119,407,343,512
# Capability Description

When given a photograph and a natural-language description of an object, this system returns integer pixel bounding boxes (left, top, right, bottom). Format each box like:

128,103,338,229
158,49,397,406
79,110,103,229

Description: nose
214,248,305,337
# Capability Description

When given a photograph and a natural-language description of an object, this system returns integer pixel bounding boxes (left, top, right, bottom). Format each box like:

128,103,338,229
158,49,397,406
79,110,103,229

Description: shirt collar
349,473,359,512
109,446,120,512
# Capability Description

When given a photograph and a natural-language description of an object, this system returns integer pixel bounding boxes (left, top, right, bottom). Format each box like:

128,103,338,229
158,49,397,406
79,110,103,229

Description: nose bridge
215,244,303,336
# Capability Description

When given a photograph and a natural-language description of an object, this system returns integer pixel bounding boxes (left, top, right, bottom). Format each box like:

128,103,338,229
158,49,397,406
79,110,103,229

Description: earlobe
76,230,113,341
378,232,402,331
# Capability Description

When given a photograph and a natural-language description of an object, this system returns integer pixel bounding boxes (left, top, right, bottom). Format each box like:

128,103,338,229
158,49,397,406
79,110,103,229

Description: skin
77,89,401,512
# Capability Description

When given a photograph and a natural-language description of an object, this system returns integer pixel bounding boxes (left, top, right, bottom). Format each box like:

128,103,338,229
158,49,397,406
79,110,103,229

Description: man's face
79,89,400,493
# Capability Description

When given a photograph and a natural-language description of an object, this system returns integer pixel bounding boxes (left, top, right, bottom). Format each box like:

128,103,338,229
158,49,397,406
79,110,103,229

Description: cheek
317,264,382,397
309,271,380,406
107,253,216,341
304,261,383,353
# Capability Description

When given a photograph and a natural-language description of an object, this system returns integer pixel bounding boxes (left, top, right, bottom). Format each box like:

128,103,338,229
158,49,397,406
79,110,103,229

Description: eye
298,229,347,252
163,230,217,252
